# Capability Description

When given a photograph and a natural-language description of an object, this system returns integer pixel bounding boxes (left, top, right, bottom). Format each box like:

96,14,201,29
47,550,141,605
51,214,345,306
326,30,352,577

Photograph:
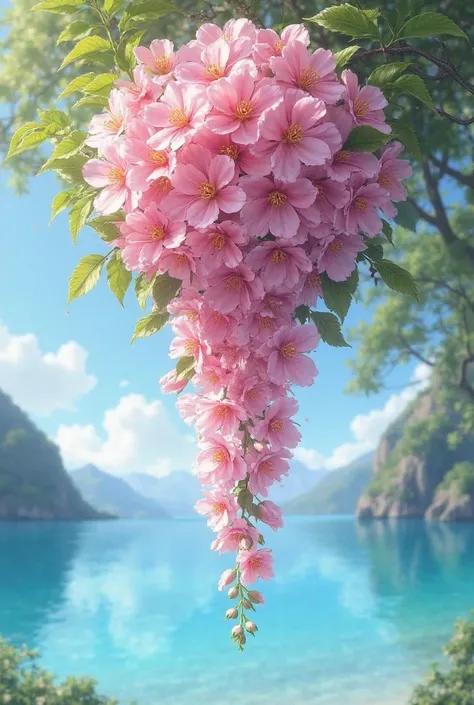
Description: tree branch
398,332,435,367
429,156,474,188
407,197,438,226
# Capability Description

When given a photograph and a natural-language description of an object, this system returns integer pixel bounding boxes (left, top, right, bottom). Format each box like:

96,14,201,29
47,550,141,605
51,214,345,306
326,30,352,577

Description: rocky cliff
0,390,101,520
356,389,474,521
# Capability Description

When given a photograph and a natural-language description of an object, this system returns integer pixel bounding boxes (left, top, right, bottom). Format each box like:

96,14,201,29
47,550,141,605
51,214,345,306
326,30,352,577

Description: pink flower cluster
82,18,411,646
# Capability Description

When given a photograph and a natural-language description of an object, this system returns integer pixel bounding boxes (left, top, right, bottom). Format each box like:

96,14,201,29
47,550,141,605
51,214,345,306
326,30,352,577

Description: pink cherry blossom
158,246,197,282
254,396,301,450
119,205,185,271
145,82,210,150
206,68,282,145
134,39,180,81
159,369,189,394
247,241,312,292
195,489,237,531
83,142,132,215
196,435,246,487
346,182,388,237
237,548,274,585
86,89,131,148
176,38,252,84
192,128,272,176
248,450,292,496
376,141,412,200
217,568,237,591
187,220,248,272
228,375,273,416
317,231,366,282
195,398,247,436
169,318,210,372
197,19,256,47
115,65,163,111
297,269,323,307
258,500,284,531
205,263,264,314
342,69,391,134
270,43,344,104
253,24,309,70
122,118,175,191
211,518,260,553
265,324,319,386
327,148,379,183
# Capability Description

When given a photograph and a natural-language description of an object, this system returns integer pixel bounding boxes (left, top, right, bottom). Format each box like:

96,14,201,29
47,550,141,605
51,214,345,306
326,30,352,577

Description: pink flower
192,128,272,176
326,148,379,183
195,489,237,531
265,324,319,386
145,82,210,150
199,305,234,343
137,175,173,210
297,269,323,307
169,318,210,372
158,247,197,283
248,450,292,497
193,356,231,394
196,435,246,487
187,220,248,272
258,500,283,531
257,90,341,182
270,44,344,104
159,369,189,394
301,167,351,224
241,175,316,239
376,141,412,200
162,147,245,228
342,69,391,134
176,393,198,426
205,263,264,314
83,142,131,215
176,38,251,84
195,398,247,436
228,375,272,416
246,241,312,292
317,231,366,281
122,119,175,191
206,68,282,145
197,19,256,47
237,548,274,585
218,567,237,591
119,205,185,271
115,65,163,111
86,89,130,149
211,518,260,553
134,39,179,81
346,183,387,237
253,24,310,70
254,396,301,450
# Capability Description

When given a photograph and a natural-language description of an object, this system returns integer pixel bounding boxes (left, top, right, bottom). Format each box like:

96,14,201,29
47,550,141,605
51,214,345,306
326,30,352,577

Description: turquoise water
1,517,473,705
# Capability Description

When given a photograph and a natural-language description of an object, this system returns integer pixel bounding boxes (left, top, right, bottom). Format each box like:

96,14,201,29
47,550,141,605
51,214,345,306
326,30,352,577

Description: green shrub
439,462,474,496
0,638,121,704
410,613,474,705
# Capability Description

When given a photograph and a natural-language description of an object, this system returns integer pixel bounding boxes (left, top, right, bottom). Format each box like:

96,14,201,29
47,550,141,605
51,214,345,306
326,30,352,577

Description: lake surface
0,517,473,705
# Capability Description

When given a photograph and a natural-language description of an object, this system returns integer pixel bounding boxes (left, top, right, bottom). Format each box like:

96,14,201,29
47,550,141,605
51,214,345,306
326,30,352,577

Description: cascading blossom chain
82,18,412,649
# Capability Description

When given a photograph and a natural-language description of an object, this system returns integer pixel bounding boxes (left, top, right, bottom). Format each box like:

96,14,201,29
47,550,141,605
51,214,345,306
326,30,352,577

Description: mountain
269,460,326,505
357,387,474,521
71,465,170,519
285,453,374,515
0,390,100,520
126,471,200,516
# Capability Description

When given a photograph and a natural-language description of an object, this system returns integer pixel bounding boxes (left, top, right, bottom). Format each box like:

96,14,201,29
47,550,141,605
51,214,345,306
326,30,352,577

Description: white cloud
0,322,96,416
56,393,196,477
296,363,432,472
119,379,129,388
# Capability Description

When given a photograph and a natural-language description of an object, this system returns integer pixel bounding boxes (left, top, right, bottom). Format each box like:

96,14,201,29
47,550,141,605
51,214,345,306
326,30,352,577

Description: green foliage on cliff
411,613,474,705
0,638,120,704
439,462,474,497
0,390,99,519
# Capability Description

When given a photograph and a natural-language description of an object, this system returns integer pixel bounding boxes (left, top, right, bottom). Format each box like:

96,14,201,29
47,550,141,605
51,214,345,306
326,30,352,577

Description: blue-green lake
1,517,473,705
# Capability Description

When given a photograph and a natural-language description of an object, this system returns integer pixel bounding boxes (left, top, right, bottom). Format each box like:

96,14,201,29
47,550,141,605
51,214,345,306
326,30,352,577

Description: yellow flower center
149,149,168,165
258,316,274,330
151,176,172,195
266,297,280,312
105,115,122,131
354,197,368,212
234,99,253,121
212,449,228,464
108,167,125,185
267,191,287,207
336,150,350,161
211,233,226,250
225,274,243,291
269,419,284,432
298,67,320,91
155,56,172,75
212,501,226,515
260,460,274,474
169,107,189,128
184,340,198,356
212,311,225,323
378,175,391,188
175,254,188,265
274,40,284,55
271,249,287,264
354,99,370,118
215,405,230,419
185,310,199,322
327,240,343,255
220,144,240,161
284,124,304,145
200,181,217,199
148,225,166,241
308,272,321,286
205,63,225,80
207,371,219,384
280,342,297,360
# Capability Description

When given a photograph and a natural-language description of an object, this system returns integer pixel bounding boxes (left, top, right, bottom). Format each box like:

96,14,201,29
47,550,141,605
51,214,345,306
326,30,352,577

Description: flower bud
242,598,252,610
231,624,243,638
225,607,238,620
228,586,239,599
218,568,237,591
245,620,258,634
239,536,253,550
247,590,265,605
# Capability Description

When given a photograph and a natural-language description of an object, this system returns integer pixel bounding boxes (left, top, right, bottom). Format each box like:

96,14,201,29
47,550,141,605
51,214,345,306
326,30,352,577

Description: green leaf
382,220,394,246
389,117,422,161
106,251,132,306
6,122,43,160
56,73,95,101
72,95,109,109
42,130,86,170
295,305,310,324
391,74,435,111
395,200,419,232
83,73,117,95
364,237,384,262
32,0,83,12
343,126,390,153
6,127,50,159
369,62,411,88
321,269,358,323
104,0,125,16
131,310,169,343
87,216,123,242
304,4,380,40
67,254,106,304
57,20,94,43
374,259,418,299
333,45,360,69
175,356,196,381
310,311,351,348
135,273,155,309
119,0,182,30
397,12,467,40
60,36,112,69
37,109,70,128
69,195,93,243
152,273,181,311
50,189,75,223
47,154,88,182
115,30,145,73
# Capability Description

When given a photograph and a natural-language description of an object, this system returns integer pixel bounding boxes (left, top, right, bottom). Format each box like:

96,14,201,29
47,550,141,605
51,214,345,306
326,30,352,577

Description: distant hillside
126,471,200,516
285,453,374,515
0,391,100,520
71,465,170,519
269,460,326,506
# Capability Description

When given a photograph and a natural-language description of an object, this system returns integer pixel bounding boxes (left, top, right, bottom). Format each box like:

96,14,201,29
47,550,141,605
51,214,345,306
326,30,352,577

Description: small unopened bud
225,607,238,620
231,624,243,638
228,586,239,599
218,568,237,591
239,536,253,550
242,598,252,610
245,620,258,634
247,590,265,605
258,534,265,545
